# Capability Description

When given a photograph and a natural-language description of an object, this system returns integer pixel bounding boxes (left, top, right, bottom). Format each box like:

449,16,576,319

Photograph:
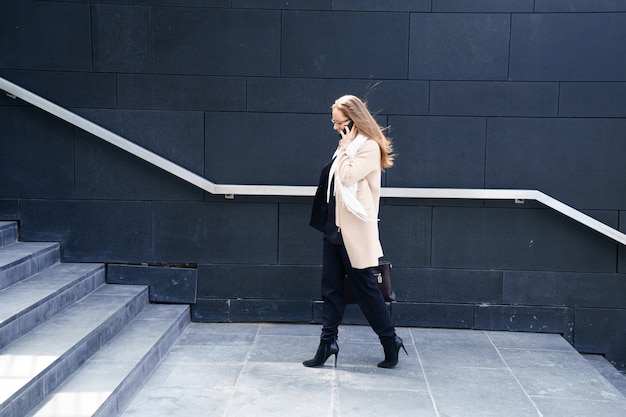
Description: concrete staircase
0,221,190,417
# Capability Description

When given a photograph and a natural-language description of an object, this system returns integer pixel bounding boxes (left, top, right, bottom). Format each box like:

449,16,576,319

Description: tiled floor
119,323,626,417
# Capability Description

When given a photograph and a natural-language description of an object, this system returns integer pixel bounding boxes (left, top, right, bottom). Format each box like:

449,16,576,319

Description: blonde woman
305,95,406,368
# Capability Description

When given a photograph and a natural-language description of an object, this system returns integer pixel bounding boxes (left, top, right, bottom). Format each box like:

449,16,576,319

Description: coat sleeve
336,140,380,187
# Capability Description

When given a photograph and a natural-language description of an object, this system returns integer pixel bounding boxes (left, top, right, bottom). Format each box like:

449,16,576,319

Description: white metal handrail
2,76,626,246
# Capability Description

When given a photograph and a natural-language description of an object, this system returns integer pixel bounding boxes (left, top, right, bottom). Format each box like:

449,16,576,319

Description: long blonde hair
332,95,394,169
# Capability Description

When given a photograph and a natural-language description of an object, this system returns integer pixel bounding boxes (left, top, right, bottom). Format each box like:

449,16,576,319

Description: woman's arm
336,140,380,186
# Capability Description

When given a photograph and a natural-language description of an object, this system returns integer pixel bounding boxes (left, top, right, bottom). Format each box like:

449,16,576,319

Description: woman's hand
338,122,357,142
338,123,356,150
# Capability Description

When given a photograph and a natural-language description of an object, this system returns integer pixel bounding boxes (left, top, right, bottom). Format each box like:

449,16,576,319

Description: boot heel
377,335,405,369
303,339,339,368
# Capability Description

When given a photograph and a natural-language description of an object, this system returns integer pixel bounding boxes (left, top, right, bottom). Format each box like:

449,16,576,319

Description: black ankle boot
377,335,408,368
303,339,339,368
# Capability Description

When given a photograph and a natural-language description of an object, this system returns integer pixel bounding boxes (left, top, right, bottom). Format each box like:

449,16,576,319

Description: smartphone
338,121,354,139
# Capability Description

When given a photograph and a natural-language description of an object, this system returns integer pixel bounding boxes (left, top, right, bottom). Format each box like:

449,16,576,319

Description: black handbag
344,261,396,304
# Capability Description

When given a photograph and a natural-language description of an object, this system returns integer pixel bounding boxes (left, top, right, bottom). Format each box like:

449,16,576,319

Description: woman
305,95,406,368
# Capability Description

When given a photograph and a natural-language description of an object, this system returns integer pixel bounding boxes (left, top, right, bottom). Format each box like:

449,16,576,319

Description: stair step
0,241,60,291
28,304,190,417
0,284,149,417
0,222,18,248
0,263,105,351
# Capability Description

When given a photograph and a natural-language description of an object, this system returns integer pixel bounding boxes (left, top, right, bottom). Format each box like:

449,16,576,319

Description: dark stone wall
1,0,626,368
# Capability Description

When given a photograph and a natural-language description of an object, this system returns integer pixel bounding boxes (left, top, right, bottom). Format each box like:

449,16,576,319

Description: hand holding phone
338,121,354,139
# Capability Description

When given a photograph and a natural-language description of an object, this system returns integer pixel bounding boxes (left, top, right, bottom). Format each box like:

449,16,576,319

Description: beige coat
334,138,384,269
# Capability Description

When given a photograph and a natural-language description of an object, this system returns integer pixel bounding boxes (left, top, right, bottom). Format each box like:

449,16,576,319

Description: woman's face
331,108,351,135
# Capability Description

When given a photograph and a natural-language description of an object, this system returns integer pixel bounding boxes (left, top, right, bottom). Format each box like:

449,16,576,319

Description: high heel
303,339,339,367
377,335,407,368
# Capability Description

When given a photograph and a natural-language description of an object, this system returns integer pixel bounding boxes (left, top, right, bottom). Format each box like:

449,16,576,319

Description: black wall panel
0,70,116,109
386,116,486,188
409,14,510,80
92,4,151,73
0,1,92,71
282,11,409,79
0,107,75,199
393,303,474,328
432,207,617,272
503,271,626,309
486,118,626,210
0,200,18,220
192,299,230,322
204,112,333,185
575,308,626,367
20,199,152,263
430,81,558,117
2,0,626,368
433,0,533,12
394,268,502,304
117,74,246,111
535,0,626,13
559,83,626,118
246,77,428,116
510,14,626,81
74,130,203,201
334,0,430,12
378,205,432,267
75,108,205,175
474,305,574,339
278,202,322,265
73,108,205,200
152,201,278,264
234,0,330,10
230,299,312,322
108,264,197,304
197,264,319,299
152,8,281,76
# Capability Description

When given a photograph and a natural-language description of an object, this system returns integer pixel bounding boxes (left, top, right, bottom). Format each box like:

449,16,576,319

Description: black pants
320,238,395,344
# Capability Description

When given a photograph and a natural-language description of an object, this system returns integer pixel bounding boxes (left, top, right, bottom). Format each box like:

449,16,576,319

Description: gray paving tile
243,360,317,377
163,344,252,365
248,334,319,364
119,324,626,417
487,330,572,351
533,397,626,417
424,366,541,417
121,386,232,417
333,387,436,417
222,373,332,417
149,362,243,388
500,349,624,400
333,364,428,392
412,328,507,369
